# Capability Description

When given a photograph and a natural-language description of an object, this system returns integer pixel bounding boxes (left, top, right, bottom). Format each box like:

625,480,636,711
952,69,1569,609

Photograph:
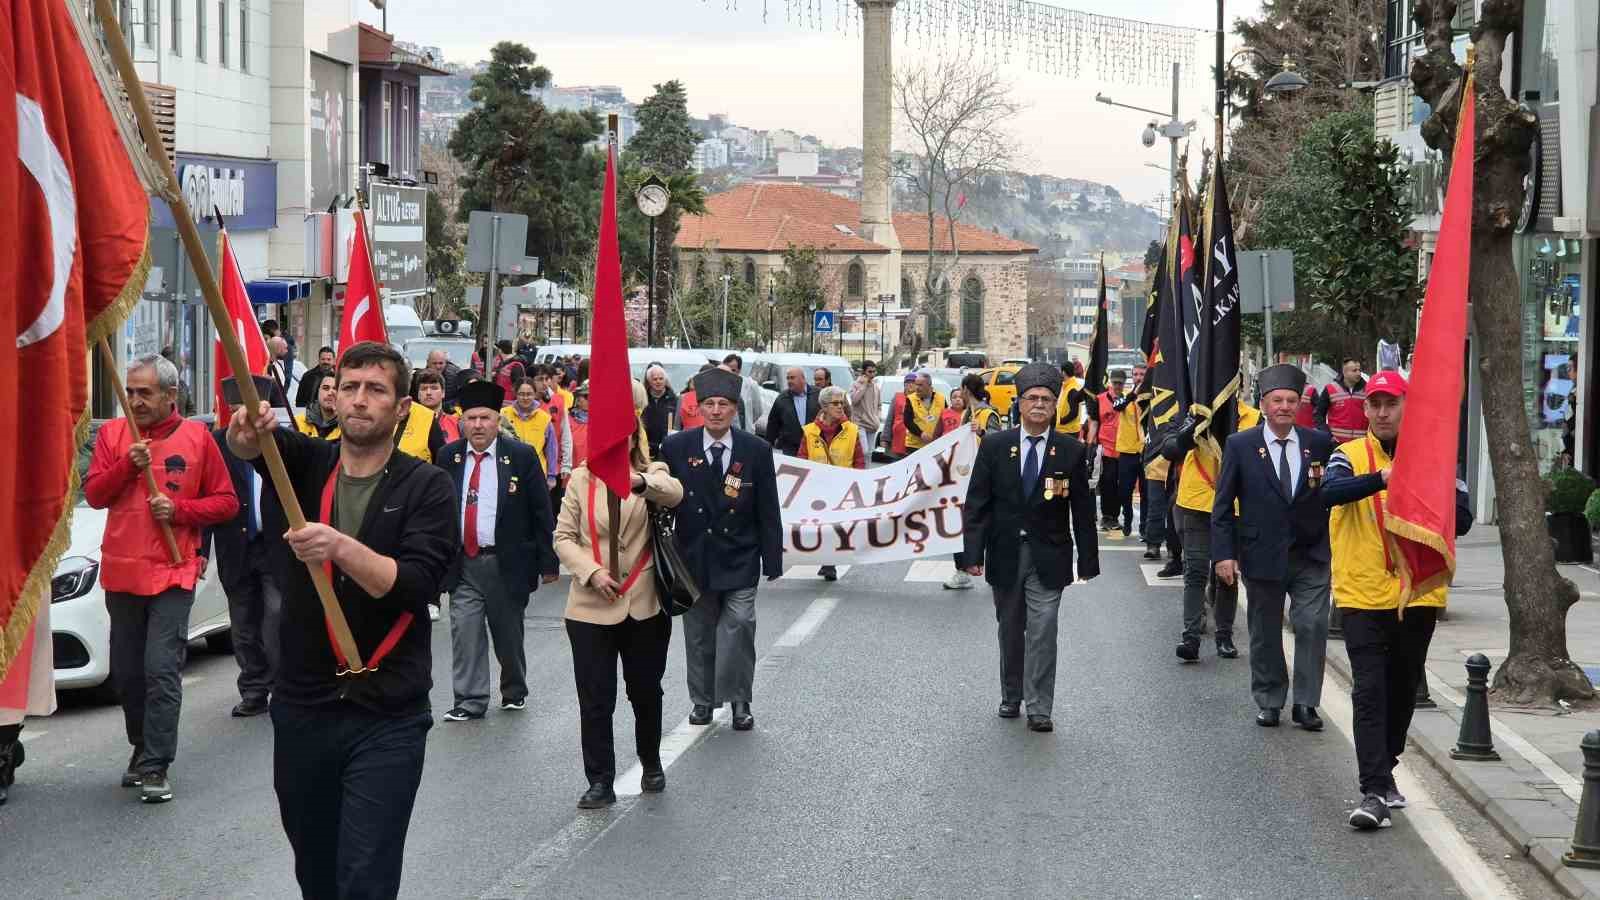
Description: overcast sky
359,0,1264,206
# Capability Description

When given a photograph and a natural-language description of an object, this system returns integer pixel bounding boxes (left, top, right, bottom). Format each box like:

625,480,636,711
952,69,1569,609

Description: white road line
780,565,852,581
1246,594,1518,900
615,596,840,797
180,675,204,687
1098,545,1150,552
904,560,956,582
1423,668,1584,802
18,729,46,744
1139,563,1182,588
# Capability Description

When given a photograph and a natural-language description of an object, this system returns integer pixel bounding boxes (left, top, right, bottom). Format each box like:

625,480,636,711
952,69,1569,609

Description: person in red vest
413,370,460,443
1296,383,1317,429
1095,371,1125,531
888,372,919,458
677,364,714,430
1315,357,1369,444
85,354,239,803
569,382,591,468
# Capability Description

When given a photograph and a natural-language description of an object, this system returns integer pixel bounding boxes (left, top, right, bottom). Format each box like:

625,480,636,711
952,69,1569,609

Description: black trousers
1343,607,1438,796
1098,451,1121,522
566,613,672,787
1116,455,1142,533
271,700,432,900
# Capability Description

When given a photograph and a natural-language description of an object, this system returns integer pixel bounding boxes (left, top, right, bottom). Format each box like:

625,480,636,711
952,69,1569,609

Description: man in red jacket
85,354,238,803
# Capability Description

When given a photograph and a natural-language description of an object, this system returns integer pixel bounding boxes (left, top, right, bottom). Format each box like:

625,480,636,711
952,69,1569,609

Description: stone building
674,182,1036,360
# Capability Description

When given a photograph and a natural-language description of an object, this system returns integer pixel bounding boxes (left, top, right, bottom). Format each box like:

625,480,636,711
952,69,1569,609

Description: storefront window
1521,234,1584,473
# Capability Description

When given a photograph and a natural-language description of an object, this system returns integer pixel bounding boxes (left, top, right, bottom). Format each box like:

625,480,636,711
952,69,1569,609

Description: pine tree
627,80,699,176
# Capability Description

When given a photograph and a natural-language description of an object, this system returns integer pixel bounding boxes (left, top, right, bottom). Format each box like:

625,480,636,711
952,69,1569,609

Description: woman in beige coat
555,419,683,810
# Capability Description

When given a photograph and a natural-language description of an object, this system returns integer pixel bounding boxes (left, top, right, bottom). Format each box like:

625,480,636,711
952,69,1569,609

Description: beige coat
556,462,683,625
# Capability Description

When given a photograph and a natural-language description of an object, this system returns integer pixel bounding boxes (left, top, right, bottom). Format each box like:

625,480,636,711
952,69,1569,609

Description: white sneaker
428,605,441,622
943,571,974,590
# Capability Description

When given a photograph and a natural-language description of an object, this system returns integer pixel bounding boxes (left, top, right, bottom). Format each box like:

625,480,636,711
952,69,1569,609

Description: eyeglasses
1020,394,1056,405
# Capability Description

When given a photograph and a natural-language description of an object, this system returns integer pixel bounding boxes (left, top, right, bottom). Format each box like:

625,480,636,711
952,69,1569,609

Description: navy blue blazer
438,437,557,595
660,427,784,591
959,428,1100,591
1210,424,1333,582
204,428,284,593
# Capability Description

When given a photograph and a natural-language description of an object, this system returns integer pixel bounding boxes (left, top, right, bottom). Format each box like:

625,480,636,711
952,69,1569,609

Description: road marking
1098,545,1150,552
1139,563,1182,588
18,729,46,744
780,565,851,581
1243,593,1519,900
904,560,956,582
180,675,204,687
1422,668,1584,802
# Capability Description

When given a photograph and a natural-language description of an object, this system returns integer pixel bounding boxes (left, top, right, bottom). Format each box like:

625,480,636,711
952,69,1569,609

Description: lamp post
1096,63,1188,213
767,282,777,352
719,273,732,349
635,175,670,347
810,297,820,354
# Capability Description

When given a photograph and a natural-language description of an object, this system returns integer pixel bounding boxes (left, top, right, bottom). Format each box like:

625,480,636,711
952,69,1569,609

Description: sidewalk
1324,526,1600,898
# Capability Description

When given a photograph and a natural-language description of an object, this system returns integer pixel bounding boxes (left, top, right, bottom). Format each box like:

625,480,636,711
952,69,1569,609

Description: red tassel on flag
1385,75,1477,605
586,131,636,500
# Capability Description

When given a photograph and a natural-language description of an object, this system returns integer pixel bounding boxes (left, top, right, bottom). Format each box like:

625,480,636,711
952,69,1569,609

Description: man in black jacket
226,341,458,900
1211,364,1334,731
293,346,336,410
661,368,783,731
959,362,1099,733
437,381,558,721
206,429,283,718
764,366,820,454
642,363,677,459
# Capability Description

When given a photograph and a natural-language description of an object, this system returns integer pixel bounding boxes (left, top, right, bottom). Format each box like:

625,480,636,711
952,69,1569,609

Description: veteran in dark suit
437,381,558,722
959,362,1099,733
206,428,284,718
660,368,783,732
764,366,821,454
1211,364,1334,730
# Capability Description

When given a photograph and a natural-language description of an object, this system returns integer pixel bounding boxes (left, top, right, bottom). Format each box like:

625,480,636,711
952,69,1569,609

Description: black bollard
1564,730,1600,869
1414,657,1436,709
1450,653,1500,761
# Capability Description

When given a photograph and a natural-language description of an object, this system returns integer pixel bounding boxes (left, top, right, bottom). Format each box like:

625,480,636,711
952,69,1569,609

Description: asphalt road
0,533,1546,899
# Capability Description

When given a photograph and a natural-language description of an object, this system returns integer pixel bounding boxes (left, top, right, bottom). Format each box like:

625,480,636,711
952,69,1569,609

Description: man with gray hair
641,363,677,459
84,354,238,802
267,336,306,406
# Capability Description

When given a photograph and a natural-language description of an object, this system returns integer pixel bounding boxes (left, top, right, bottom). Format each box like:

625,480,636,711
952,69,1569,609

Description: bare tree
1410,0,1594,703
893,48,1022,349
1026,263,1066,359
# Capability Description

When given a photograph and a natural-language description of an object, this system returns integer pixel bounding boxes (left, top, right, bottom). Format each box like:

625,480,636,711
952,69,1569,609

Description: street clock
636,177,670,218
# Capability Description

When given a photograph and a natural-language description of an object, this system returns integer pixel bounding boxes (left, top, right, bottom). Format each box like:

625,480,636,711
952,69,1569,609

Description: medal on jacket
725,461,744,498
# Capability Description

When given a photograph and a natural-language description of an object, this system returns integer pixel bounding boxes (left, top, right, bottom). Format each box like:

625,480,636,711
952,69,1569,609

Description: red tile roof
675,183,1036,256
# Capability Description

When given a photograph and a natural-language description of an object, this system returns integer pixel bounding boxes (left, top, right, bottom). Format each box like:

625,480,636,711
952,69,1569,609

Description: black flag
1146,208,1193,432
1194,164,1242,453
1083,255,1110,394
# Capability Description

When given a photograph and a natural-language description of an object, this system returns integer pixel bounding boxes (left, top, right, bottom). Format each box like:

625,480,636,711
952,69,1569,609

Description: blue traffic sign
813,310,835,333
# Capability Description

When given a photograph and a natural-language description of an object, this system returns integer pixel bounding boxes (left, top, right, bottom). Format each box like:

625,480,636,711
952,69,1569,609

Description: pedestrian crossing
775,537,1169,586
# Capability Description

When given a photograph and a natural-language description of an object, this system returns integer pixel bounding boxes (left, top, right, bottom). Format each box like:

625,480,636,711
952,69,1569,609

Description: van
746,353,855,392
384,304,425,351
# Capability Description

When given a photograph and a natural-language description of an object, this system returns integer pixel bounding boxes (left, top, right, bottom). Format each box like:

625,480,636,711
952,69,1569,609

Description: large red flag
213,227,270,425
1385,76,1476,605
586,133,635,499
2,0,152,677
338,210,388,356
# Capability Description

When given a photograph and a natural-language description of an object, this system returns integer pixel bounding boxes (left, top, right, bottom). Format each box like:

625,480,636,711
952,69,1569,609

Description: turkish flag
338,210,388,356
1385,82,1476,605
213,227,270,426
1,0,151,678
586,137,635,499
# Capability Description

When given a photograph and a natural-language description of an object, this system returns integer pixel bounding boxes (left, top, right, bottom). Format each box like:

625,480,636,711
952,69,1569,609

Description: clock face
638,184,670,217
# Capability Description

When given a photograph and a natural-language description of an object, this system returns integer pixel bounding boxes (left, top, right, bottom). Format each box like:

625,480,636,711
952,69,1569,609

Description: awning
246,279,313,303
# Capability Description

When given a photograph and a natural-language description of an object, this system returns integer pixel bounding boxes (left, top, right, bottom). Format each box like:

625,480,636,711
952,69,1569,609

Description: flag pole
94,340,184,566
91,0,365,671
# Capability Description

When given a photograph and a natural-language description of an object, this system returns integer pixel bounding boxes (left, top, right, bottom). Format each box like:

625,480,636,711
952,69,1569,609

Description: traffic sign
813,310,835,333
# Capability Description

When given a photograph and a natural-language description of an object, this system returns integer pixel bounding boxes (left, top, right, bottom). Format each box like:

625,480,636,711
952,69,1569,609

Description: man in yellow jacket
1323,371,1473,831
1160,399,1261,663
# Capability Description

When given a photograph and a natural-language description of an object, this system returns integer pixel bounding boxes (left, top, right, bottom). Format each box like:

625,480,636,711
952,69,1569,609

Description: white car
51,503,231,697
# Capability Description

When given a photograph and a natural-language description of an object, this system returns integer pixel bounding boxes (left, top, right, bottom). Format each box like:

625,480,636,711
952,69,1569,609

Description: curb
1324,646,1600,900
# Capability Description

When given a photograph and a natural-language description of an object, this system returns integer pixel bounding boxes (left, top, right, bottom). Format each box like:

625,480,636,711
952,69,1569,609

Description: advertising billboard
370,182,428,296
308,53,349,210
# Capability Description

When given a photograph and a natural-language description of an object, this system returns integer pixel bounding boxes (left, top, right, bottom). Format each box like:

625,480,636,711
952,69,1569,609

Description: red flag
1385,77,1476,605
2,0,151,677
213,227,270,425
338,210,387,356
586,135,635,499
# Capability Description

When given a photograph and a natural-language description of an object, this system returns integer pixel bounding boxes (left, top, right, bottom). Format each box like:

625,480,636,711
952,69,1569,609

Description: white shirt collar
469,438,498,459
703,428,731,454
1263,426,1298,451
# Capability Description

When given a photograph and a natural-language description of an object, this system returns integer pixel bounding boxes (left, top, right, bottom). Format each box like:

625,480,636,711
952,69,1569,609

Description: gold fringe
0,241,150,680
1384,512,1457,610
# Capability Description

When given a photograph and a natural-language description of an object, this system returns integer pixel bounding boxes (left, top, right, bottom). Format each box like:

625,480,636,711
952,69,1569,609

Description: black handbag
647,502,701,616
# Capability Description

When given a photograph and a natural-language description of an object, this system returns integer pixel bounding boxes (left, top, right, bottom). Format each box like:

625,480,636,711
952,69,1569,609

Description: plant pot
1547,511,1594,564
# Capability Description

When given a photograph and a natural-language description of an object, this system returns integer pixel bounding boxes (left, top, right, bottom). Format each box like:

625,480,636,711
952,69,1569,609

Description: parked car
976,364,1023,419
532,344,590,366
747,352,854,394
872,373,954,460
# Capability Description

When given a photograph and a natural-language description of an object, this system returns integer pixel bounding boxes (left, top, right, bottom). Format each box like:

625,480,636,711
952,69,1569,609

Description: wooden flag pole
91,0,365,671
95,340,184,566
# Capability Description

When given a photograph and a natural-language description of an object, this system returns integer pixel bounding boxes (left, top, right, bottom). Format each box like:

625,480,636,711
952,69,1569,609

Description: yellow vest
295,414,340,441
964,406,999,432
501,404,551,475
1056,377,1086,434
906,392,945,450
557,387,574,409
1176,402,1261,513
802,420,860,467
395,404,436,463
1329,435,1449,610
1115,397,1145,455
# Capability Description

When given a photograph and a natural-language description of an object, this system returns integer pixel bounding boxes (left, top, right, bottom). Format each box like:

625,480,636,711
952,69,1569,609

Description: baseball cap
1367,370,1407,398
904,372,919,383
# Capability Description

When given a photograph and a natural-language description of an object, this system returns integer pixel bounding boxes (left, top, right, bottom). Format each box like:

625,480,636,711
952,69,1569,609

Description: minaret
858,0,902,335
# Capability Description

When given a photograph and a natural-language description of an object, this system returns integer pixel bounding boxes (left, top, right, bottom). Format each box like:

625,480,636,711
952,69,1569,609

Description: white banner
775,429,979,565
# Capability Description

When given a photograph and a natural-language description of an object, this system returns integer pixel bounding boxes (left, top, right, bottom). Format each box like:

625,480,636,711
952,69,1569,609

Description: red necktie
464,451,487,557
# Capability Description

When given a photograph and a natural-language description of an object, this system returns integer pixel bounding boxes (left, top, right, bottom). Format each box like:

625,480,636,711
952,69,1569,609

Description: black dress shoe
640,769,666,793
1157,559,1183,578
819,565,838,581
1256,708,1281,727
1142,547,1161,560
688,704,712,726
731,702,754,731
1292,705,1324,731
1215,636,1238,659
1175,638,1200,662
577,782,616,809
231,697,268,717
997,701,1021,719
1026,715,1054,733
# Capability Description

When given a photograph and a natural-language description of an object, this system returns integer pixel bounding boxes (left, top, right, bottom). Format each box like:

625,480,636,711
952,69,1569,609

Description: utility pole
720,273,732,348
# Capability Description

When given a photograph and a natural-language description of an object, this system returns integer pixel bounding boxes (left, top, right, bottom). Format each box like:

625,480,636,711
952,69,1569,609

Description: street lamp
719,273,732,349
767,281,777,352
1096,68,1192,215
635,174,670,347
